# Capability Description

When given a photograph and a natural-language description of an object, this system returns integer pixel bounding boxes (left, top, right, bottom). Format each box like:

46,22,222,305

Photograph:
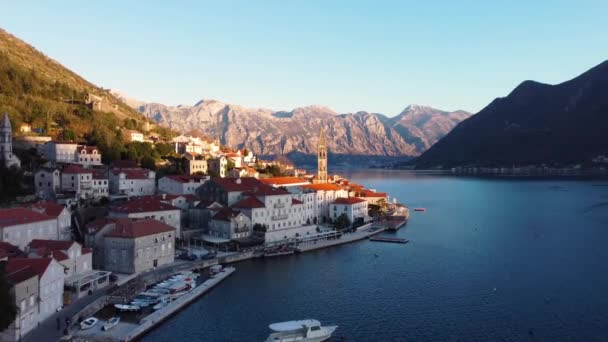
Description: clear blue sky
1,1,606,115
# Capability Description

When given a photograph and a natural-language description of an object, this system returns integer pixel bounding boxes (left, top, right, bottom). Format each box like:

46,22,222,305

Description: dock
369,236,409,244
73,267,235,342
295,226,385,253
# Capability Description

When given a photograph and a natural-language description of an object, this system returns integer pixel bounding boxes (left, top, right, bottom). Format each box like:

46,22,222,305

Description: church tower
316,126,328,183
1,112,21,168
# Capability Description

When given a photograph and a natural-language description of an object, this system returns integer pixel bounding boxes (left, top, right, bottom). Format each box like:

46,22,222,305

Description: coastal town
0,112,409,342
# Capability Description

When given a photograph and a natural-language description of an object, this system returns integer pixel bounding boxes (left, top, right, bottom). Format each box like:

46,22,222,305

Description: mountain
125,96,469,157
388,105,471,152
412,60,608,168
0,28,157,146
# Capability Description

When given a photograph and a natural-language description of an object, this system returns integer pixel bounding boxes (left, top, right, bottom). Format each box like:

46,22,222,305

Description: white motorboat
265,319,337,342
131,291,163,307
80,317,98,330
102,317,120,331
152,297,171,310
114,303,141,312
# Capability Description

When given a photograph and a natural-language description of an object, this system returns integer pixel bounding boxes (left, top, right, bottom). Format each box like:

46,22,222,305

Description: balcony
271,214,288,221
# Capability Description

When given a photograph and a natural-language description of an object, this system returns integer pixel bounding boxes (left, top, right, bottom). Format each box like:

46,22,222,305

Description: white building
26,239,108,298
0,208,59,250
1,112,21,168
41,141,78,163
109,197,182,237
122,130,144,143
209,208,252,240
109,167,156,196
6,257,64,323
34,167,61,199
76,146,102,167
184,153,208,175
92,171,110,198
25,202,72,241
329,197,369,224
1,265,38,341
60,164,93,198
41,141,102,167
207,156,227,178
158,174,209,195
301,183,348,224
232,185,316,243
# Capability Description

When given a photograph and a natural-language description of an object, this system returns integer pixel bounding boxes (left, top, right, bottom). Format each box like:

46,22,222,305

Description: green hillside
0,27,173,162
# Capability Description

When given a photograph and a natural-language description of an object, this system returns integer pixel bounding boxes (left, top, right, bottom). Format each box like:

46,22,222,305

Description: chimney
162,193,166,200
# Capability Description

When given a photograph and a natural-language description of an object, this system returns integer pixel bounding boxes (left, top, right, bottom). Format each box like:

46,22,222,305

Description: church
1,112,21,168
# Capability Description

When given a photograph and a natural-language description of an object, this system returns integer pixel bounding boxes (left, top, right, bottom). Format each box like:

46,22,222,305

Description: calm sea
143,170,608,341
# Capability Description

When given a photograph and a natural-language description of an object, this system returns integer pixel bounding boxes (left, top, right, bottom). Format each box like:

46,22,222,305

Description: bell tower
316,126,328,183
1,112,21,168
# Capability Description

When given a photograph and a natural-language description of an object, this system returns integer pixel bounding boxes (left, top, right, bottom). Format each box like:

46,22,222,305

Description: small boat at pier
265,319,337,342
114,304,141,312
80,317,98,330
153,297,171,311
102,317,120,331
414,208,426,212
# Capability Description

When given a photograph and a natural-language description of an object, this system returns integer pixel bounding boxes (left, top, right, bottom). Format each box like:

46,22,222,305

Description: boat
153,297,171,310
102,317,120,331
80,317,98,330
265,319,337,342
114,303,141,312
130,291,163,307
414,208,426,212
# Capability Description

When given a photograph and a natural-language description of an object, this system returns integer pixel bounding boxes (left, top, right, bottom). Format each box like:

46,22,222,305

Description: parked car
201,252,217,260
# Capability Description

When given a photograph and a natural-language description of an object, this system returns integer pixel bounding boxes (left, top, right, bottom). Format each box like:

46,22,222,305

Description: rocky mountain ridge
111,90,470,157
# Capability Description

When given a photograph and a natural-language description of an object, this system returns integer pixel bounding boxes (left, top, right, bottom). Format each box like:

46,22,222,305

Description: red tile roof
92,171,107,180
291,198,303,205
111,168,151,179
29,239,76,251
0,242,25,258
105,219,174,238
232,196,265,209
62,164,92,174
25,201,66,218
212,207,242,222
259,177,310,186
6,258,53,278
243,185,290,197
6,265,38,284
77,146,98,154
82,247,92,254
332,197,367,205
86,218,117,234
301,183,343,191
52,250,69,261
210,177,264,192
164,174,208,183
0,208,53,228
111,198,179,214
356,190,388,198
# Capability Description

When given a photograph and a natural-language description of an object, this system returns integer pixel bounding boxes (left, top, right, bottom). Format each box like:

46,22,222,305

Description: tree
0,262,18,331
333,213,350,231
226,159,235,172
0,164,27,204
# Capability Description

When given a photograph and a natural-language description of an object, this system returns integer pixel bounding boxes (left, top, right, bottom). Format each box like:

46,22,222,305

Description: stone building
103,218,175,274
0,267,39,342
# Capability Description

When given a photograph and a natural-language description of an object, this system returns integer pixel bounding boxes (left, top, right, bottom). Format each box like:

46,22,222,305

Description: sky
1,1,607,115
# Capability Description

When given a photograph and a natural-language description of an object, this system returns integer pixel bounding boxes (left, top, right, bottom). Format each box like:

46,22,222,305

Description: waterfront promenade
296,225,385,252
